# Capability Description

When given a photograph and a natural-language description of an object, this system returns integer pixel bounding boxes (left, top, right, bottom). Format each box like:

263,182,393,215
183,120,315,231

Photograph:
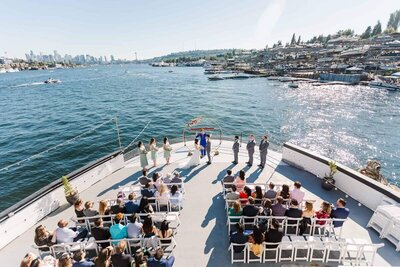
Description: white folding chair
341,238,363,265
228,243,247,263
357,242,384,266
278,236,293,262
292,236,310,261
284,217,301,236
307,236,326,262
324,237,345,263
263,242,279,263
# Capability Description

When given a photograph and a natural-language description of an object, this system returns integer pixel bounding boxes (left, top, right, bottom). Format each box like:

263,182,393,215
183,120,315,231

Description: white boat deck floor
0,141,399,266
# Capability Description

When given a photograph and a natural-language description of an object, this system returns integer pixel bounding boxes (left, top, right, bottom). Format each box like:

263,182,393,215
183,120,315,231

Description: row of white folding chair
122,181,186,195
222,182,282,195
229,237,383,265
227,215,346,238
75,212,181,233
380,218,400,251
35,238,98,259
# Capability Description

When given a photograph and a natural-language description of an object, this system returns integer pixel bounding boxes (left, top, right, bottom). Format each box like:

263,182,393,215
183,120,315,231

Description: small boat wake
12,82,46,88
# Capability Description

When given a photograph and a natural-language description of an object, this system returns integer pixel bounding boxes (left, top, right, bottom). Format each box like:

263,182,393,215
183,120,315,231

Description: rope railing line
123,120,152,152
0,117,117,172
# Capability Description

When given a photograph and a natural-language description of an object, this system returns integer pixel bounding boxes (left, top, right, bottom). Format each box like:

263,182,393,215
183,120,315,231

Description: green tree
290,33,296,45
372,20,382,36
361,26,372,39
387,13,395,30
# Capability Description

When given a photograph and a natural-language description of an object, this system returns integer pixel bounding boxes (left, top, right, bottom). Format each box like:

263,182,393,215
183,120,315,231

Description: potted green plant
322,161,337,191
62,175,79,205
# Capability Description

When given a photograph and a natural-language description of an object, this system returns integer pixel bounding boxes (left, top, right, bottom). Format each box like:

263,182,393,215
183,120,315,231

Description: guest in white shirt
53,219,88,244
127,214,143,238
155,184,170,206
290,181,305,203
169,185,182,210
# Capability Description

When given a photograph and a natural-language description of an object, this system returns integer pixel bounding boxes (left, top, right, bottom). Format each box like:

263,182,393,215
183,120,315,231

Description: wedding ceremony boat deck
0,139,399,266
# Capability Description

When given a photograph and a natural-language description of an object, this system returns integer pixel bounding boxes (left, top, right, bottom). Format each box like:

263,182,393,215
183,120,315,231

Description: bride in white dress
184,139,201,168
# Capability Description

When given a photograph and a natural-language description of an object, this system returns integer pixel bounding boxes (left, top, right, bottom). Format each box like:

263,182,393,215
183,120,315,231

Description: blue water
0,64,399,212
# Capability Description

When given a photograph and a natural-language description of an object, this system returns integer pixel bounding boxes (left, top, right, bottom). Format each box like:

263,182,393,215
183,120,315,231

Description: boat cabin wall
282,143,400,210
0,153,125,250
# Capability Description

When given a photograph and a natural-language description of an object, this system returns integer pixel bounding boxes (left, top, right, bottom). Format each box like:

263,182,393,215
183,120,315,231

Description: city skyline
0,0,398,59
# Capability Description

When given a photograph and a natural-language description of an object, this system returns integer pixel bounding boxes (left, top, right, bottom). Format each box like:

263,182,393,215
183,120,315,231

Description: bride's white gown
184,145,201,168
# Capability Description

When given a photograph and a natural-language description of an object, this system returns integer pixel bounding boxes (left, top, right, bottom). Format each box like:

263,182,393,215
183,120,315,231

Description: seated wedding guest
331,198,350,227
94,246,113,267
139,169,151,186
127,214,143,238
34,225,54,249
258,199,273,230
147,248,175,267
222,169,235,189
264,182,277,199
228,201,243,223
169,185,182,210
139,197,154,214
234,170,246,192
99,200,112,222
265,218,283,248
74,199,85,222
299,201,315,235
170,172,183,185
141,182,155,198
157,220,173,243
142,216,157,238
251,186,263,205
152,172,162,190
242,197,260,221
162,173,172,185
225,185,240,202
109,213,127,241
59,252,74,267
91,218,111,249
248,225,264,257
111,241,133,267
239,186,252,205
315,201,332,225
54,219,88,244
229,223,247,253
72,250,94,267
277,184,290,200
290,181,305,203
83,201,99,218
125,193,139,214
20,252,43,267
111,198,126,214
134,252,147,267
285,199,302,225
271,196,287,216
155,184,170,208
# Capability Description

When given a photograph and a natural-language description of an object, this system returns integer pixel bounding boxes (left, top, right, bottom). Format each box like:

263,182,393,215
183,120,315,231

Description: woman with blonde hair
155,184,170,209
149,138,159,167
163,137,172,165
99,200,111,221
299,201,315,235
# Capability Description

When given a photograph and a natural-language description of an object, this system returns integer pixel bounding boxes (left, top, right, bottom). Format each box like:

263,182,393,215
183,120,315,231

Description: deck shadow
211,163,236,184
96,170,141,197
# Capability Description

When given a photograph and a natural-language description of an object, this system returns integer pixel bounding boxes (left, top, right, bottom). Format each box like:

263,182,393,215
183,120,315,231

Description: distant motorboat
208,75,224,81
289,82,299,88
369,81,399,91
44,78,61,84
231,73,250,80
168,70,173,73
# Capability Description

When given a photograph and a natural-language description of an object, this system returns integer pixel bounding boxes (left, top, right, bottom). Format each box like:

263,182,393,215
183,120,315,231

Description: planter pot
321,177,335,191
65,192,80,205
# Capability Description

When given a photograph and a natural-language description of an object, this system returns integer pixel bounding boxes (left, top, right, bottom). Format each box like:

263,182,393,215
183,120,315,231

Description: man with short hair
91,218,111,249
290,181,305,203
54,219,88,244
141,182,155,198
111,198,126,214
83,201,99,218
125,193,139,214
72,249,94,267
242,197,260,218
206,134,212,164
285,199,302,224
147,248,175,267
258,135,269,169
331,198,350,227
222,169,234,189
230,223,248,253
110,213,127,243
127,214,143,238
111,240,133,267
265,218,283,248
232,136,240,164
271,196,287,216
264,182,277,199
225,185,240,201
246,134,256,166
139,169,151,186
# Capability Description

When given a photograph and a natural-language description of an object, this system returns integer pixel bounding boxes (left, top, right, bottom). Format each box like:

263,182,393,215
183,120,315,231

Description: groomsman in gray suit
206,134,212,164
246,134,256,166
232,135,240,164
258,135,269,169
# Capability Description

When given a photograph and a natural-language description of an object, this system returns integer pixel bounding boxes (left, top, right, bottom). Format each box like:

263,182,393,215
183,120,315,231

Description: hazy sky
0,0,398,59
